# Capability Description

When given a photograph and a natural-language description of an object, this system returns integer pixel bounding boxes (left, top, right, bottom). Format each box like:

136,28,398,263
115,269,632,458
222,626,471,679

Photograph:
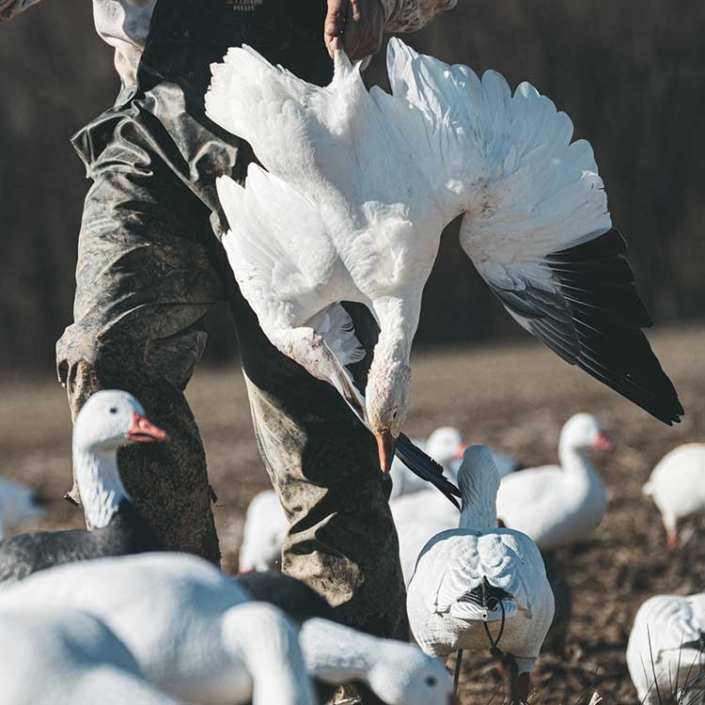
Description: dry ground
1,325,704,704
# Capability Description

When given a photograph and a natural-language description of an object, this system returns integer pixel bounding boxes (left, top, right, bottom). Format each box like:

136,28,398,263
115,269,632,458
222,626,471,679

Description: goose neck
299,618,375,685
222,604,315,705
459,491,498,532
558,440,593,479
73,446,128,529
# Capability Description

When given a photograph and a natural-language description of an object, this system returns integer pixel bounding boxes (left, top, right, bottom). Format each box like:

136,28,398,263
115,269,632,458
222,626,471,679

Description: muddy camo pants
55,81,408,641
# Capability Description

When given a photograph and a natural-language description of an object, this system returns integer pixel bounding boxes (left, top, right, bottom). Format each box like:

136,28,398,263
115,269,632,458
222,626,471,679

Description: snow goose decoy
235,569,456,705
238,489,289,572
0,553,454,705
0,390,166,584
205,39,682,501
0,476,46,540
0,608,185,705
643,443,705,549
627,592,705,704
0,553,315,705
407,446,554,703
495,413,613,551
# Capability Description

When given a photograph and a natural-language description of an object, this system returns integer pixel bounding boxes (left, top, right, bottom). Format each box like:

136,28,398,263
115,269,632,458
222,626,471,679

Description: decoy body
0,552,453,705
238,490,289,572
407,446,554,703
496,413,612,551
206,38,681,502
0,391,166,584
643,443,705,549
627,592,705,705
0,608,185,705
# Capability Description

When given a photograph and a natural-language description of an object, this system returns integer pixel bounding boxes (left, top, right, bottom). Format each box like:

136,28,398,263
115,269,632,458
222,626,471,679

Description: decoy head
365,359,412,473
561,413,615,453
365,644,455,705
73,390,169,453
425,426,464,465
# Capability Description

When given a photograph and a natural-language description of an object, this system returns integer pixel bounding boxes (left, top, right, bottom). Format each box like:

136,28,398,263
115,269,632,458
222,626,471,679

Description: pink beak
127,412,169,443
592,430,615,452
454,442,469,460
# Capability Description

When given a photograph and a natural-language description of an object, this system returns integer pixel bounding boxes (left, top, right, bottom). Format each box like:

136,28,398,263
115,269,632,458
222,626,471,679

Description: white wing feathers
374,38,611,252
217,167,336,327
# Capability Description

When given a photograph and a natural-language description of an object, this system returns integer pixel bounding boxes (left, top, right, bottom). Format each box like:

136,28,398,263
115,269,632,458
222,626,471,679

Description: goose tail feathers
395,434,461,507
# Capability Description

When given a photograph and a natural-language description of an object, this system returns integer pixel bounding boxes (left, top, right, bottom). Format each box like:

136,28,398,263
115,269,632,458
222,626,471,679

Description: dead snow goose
407,446,554,703
0,608,185,705
627,592,705,704
205,39,682,502
496,413,613,551
643,443,705,549
0,390,166,584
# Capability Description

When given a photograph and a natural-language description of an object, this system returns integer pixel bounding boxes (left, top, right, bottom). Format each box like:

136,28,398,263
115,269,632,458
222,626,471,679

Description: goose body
627,593,705,704
643,443,705,549
407,446,554,701
0,477,46,540
495,414,612,551
238,490,289,572
0,608,184,705
206,38,681,493
0,391,166,584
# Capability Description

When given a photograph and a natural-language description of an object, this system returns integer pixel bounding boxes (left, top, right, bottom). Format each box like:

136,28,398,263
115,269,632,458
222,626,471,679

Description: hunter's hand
325,0,384,60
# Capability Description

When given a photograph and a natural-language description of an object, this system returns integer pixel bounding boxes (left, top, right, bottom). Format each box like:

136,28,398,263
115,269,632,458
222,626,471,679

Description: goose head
73,391,168,454
365,358,411,473
426,427,464,466
457,445,501,531
560,413,615,454
365,643,456,705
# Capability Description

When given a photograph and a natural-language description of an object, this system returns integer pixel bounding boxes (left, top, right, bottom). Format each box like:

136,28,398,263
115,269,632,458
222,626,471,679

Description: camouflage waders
56,0,408,643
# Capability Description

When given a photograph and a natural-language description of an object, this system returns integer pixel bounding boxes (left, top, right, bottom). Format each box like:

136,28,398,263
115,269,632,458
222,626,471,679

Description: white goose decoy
0,554,314,705
627,593,705,705
205,39,682,492
0,552,454,705
0,476,46,541
299,617,455,705
495,414,613,551
643,443,705,549
238,489,289,572
407,446,554,703
0,608,185,705
0,390,166,584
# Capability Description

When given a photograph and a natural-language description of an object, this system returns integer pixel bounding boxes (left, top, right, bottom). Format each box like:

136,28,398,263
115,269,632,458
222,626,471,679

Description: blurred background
2,0,704,374
1,5,704,703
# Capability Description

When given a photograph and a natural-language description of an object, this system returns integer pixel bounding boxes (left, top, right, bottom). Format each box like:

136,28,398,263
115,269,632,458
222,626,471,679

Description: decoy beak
375,429,395,474
592,431,615,452
127,413,169,443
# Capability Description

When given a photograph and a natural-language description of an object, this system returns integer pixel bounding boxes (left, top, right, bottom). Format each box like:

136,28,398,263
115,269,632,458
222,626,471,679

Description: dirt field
1,325,704,704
